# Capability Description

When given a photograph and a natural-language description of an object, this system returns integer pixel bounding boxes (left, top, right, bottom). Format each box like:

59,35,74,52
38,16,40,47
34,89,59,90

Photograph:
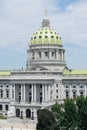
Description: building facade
0,15,87,122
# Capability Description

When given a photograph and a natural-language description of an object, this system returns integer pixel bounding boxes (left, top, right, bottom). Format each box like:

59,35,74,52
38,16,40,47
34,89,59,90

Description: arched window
26,109,31,118
16,109,20,117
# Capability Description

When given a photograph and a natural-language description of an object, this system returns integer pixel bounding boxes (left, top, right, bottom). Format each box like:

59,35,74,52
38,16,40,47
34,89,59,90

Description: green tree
36,109,57,130
61,99,77,130
51,103,62,130
76,96,87,130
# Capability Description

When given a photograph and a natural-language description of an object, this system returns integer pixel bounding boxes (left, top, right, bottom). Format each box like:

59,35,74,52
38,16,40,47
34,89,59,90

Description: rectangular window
0,105,2,110
6,90,9,98
66,91,69,99
73,91,76,99
1,90,3,98
56,84,58,87
5,105,8,111
80,92,83,97
56,96,58,99
56,89,58,93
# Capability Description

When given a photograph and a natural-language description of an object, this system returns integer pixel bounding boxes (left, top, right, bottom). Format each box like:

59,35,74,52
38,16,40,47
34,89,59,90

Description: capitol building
0,13,87,123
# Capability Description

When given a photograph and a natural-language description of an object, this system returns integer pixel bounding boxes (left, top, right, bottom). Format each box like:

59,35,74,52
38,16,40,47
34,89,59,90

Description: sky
0,0,87,70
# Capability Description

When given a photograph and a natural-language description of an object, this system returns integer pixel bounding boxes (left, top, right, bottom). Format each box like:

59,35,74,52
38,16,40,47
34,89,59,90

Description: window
6,85,9,88
45,36,48,38
66,86,68,88
56,36,58,39
40,97,42,103
40,32,42,34
34,36,36,39
56,89,58,93
40,84,42,88
40,93,42,95
12,90,14,99
39,36,42,38
5,105,8,111
0,85,3,88
51,36,54,38
56,96,58,99
29,97,31,103
19,85,21,89
0,105,2,110
29,84,31,88
80,86,83,88
45,51,49,57
73,91,76,99
80,92,84,97
73,86,76,88
66,91,69,99
38,52,41,58
1,90,3,98
6,90,9,98
52,51,55,57
29,92,31,95
56,84,58,87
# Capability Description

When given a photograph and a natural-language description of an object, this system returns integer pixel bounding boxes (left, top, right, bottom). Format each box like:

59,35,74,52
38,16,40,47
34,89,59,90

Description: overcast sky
0,0,87,70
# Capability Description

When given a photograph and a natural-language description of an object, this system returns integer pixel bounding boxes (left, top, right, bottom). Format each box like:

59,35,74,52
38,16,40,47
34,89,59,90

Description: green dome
30,27,62,45
30,17,62,45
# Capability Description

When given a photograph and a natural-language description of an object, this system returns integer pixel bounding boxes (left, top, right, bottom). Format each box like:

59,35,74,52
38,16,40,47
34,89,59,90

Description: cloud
0,0,87,69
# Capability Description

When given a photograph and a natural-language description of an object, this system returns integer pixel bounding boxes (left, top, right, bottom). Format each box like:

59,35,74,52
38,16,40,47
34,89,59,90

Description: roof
0,70,11,76
30,27,62,45
63,69,87,75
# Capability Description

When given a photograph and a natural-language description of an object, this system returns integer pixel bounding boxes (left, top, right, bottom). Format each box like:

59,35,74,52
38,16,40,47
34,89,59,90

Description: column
56,50,59,60
49,50,52,59
24,84,25,101
42,50,44,59
3,84,6,98
34,84,36,101
45,84,48,101
14,84,16,100
10,84,13,100
21,84,23,101
84,85,86,98
32,84,34,101
48,84,51,101
42,84,45,101
69,85,71,98
77,85,79,97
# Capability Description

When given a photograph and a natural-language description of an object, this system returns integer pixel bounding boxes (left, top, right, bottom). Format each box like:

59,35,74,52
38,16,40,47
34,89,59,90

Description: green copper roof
30,27,62,45
63,69,87,75
0,70,11,76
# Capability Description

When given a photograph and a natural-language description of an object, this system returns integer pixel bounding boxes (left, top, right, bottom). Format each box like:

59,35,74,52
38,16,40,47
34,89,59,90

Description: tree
36,109,57,130
76,97,87,130
51,103,62,129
